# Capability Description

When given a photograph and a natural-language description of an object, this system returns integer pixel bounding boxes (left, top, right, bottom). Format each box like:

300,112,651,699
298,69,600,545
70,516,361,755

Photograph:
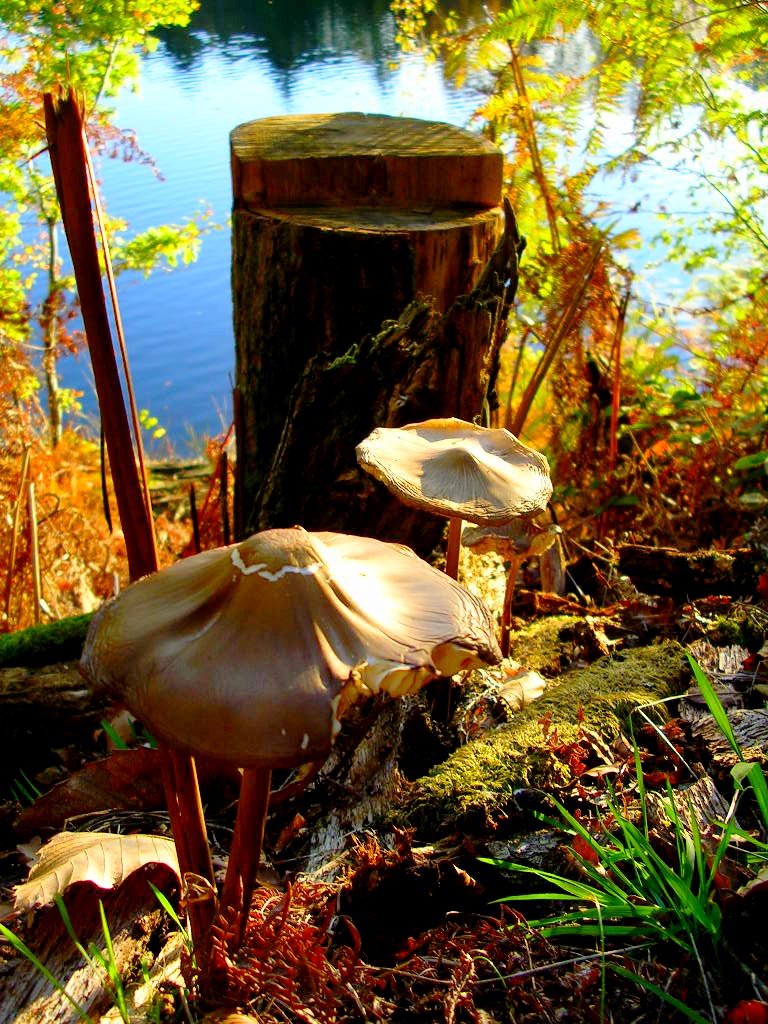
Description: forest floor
1,452,767,1023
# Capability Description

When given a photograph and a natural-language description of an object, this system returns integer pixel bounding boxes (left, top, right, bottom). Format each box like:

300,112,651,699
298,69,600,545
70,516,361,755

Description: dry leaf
16,748,240,836
14,831,179,912
16,748,168,834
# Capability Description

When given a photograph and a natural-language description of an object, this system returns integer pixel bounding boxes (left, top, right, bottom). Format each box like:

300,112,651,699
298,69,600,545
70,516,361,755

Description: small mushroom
463,519,563,656
80,526,500,947
356,417,552,579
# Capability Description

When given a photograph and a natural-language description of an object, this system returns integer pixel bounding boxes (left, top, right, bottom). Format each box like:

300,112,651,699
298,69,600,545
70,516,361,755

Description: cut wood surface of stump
230,111,503,209
231,112,516,549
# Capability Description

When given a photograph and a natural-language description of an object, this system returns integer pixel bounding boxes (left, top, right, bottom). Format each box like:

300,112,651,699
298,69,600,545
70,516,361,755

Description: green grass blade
148,881,193,954
53,894,91,963
608,961,712,1023
629,717,649,836
733,760,768,830
481,860,624,904
98,901,129,1023
533,920,667,940
686,653,741,757
0,921,91,1022
100,718,130,750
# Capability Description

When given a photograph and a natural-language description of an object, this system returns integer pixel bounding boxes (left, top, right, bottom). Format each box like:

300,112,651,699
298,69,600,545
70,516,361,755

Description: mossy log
399,639,690,836
0,613,93,668
231,112,518,548
268,639,690,874
618,544,756,598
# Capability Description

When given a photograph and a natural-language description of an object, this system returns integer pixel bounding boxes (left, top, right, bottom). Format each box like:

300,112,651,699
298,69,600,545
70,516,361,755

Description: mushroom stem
220,766,272,947
444,518,462,580
500,554,521,658
161,746,216,948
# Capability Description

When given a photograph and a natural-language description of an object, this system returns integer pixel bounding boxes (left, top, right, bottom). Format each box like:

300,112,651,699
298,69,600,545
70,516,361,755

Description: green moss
0,613,94,668
705,607,766,651
706,616,744,646
506,614,583,675
399,640,688,835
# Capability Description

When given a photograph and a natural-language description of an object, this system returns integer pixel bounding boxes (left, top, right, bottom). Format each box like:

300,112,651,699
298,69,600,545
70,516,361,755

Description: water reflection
156,0,400,76
60,0,486,450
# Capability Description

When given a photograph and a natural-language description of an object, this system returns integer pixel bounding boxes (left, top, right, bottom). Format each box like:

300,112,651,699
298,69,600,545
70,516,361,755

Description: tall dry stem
43,88,215,947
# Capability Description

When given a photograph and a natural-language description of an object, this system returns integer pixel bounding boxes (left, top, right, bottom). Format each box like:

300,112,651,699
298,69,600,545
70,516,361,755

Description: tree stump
231,112,517,549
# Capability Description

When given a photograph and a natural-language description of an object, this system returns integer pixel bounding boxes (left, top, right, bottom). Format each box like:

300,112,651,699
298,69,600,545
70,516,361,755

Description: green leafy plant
0,895,130,1023
481,652,768,1020
148,879,194,956
0,0,206,446
483,785,729,944
138,408,167,441
482,785,729,1021
392,1,768,546
9,768,42,806
54,894,131,1023
686,651,768,842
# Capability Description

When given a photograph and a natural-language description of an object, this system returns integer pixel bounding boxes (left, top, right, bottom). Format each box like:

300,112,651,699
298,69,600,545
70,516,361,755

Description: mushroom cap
80,527,500,770
355,418,552,525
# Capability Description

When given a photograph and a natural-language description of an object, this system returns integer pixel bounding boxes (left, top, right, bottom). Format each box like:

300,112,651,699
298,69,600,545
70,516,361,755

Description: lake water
57,0,729,452
60,0,485,452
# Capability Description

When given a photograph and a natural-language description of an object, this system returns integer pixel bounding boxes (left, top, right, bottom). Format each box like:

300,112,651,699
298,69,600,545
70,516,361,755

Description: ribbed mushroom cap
80,527,500,770
355,418,552,525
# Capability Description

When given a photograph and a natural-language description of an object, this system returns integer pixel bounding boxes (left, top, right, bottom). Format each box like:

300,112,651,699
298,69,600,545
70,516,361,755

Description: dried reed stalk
26,481,41,625
43,88,214,942
509,243,603,438
609,287,630,470
3,446,31,626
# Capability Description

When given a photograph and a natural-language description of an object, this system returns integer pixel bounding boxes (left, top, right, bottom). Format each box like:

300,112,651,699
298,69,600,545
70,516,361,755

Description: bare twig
220,451,230,546
510,243,603,437
43,89,214,947
3,445,31,625
189,483,201,553
26,481,42,625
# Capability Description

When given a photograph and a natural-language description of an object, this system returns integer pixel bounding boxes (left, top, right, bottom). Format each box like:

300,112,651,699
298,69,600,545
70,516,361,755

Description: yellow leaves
611,228,642,250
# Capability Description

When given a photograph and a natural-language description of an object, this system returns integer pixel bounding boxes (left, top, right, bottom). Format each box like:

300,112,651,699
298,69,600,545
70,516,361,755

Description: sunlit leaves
0,0,203,441
393,2,768,523
111,213,213,277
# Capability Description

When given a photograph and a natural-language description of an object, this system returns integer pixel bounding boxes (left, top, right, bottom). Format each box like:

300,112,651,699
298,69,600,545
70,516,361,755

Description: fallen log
0,615,93,669
618,544,756,598
0,663,108,788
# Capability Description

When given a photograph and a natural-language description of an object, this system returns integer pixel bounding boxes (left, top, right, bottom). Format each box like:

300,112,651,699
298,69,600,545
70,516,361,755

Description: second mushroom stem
500,554,522,658
220,766,273,946
445,517,462,580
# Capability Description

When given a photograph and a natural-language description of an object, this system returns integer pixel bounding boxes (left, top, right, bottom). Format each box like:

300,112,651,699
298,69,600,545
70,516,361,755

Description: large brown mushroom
80,526,501,947
356,417,552,580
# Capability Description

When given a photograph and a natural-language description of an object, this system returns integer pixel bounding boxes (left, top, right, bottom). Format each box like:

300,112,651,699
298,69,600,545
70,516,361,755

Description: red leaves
571,832,601,865
538,708,605,781
726,1001,768,1024
204,880,362,1023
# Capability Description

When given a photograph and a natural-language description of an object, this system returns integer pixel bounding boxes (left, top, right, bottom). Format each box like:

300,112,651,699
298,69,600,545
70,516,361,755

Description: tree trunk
231,112,518,551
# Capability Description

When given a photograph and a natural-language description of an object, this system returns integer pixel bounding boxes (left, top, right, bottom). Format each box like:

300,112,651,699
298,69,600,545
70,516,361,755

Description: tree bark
231,112,516,550
247,204,523,550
